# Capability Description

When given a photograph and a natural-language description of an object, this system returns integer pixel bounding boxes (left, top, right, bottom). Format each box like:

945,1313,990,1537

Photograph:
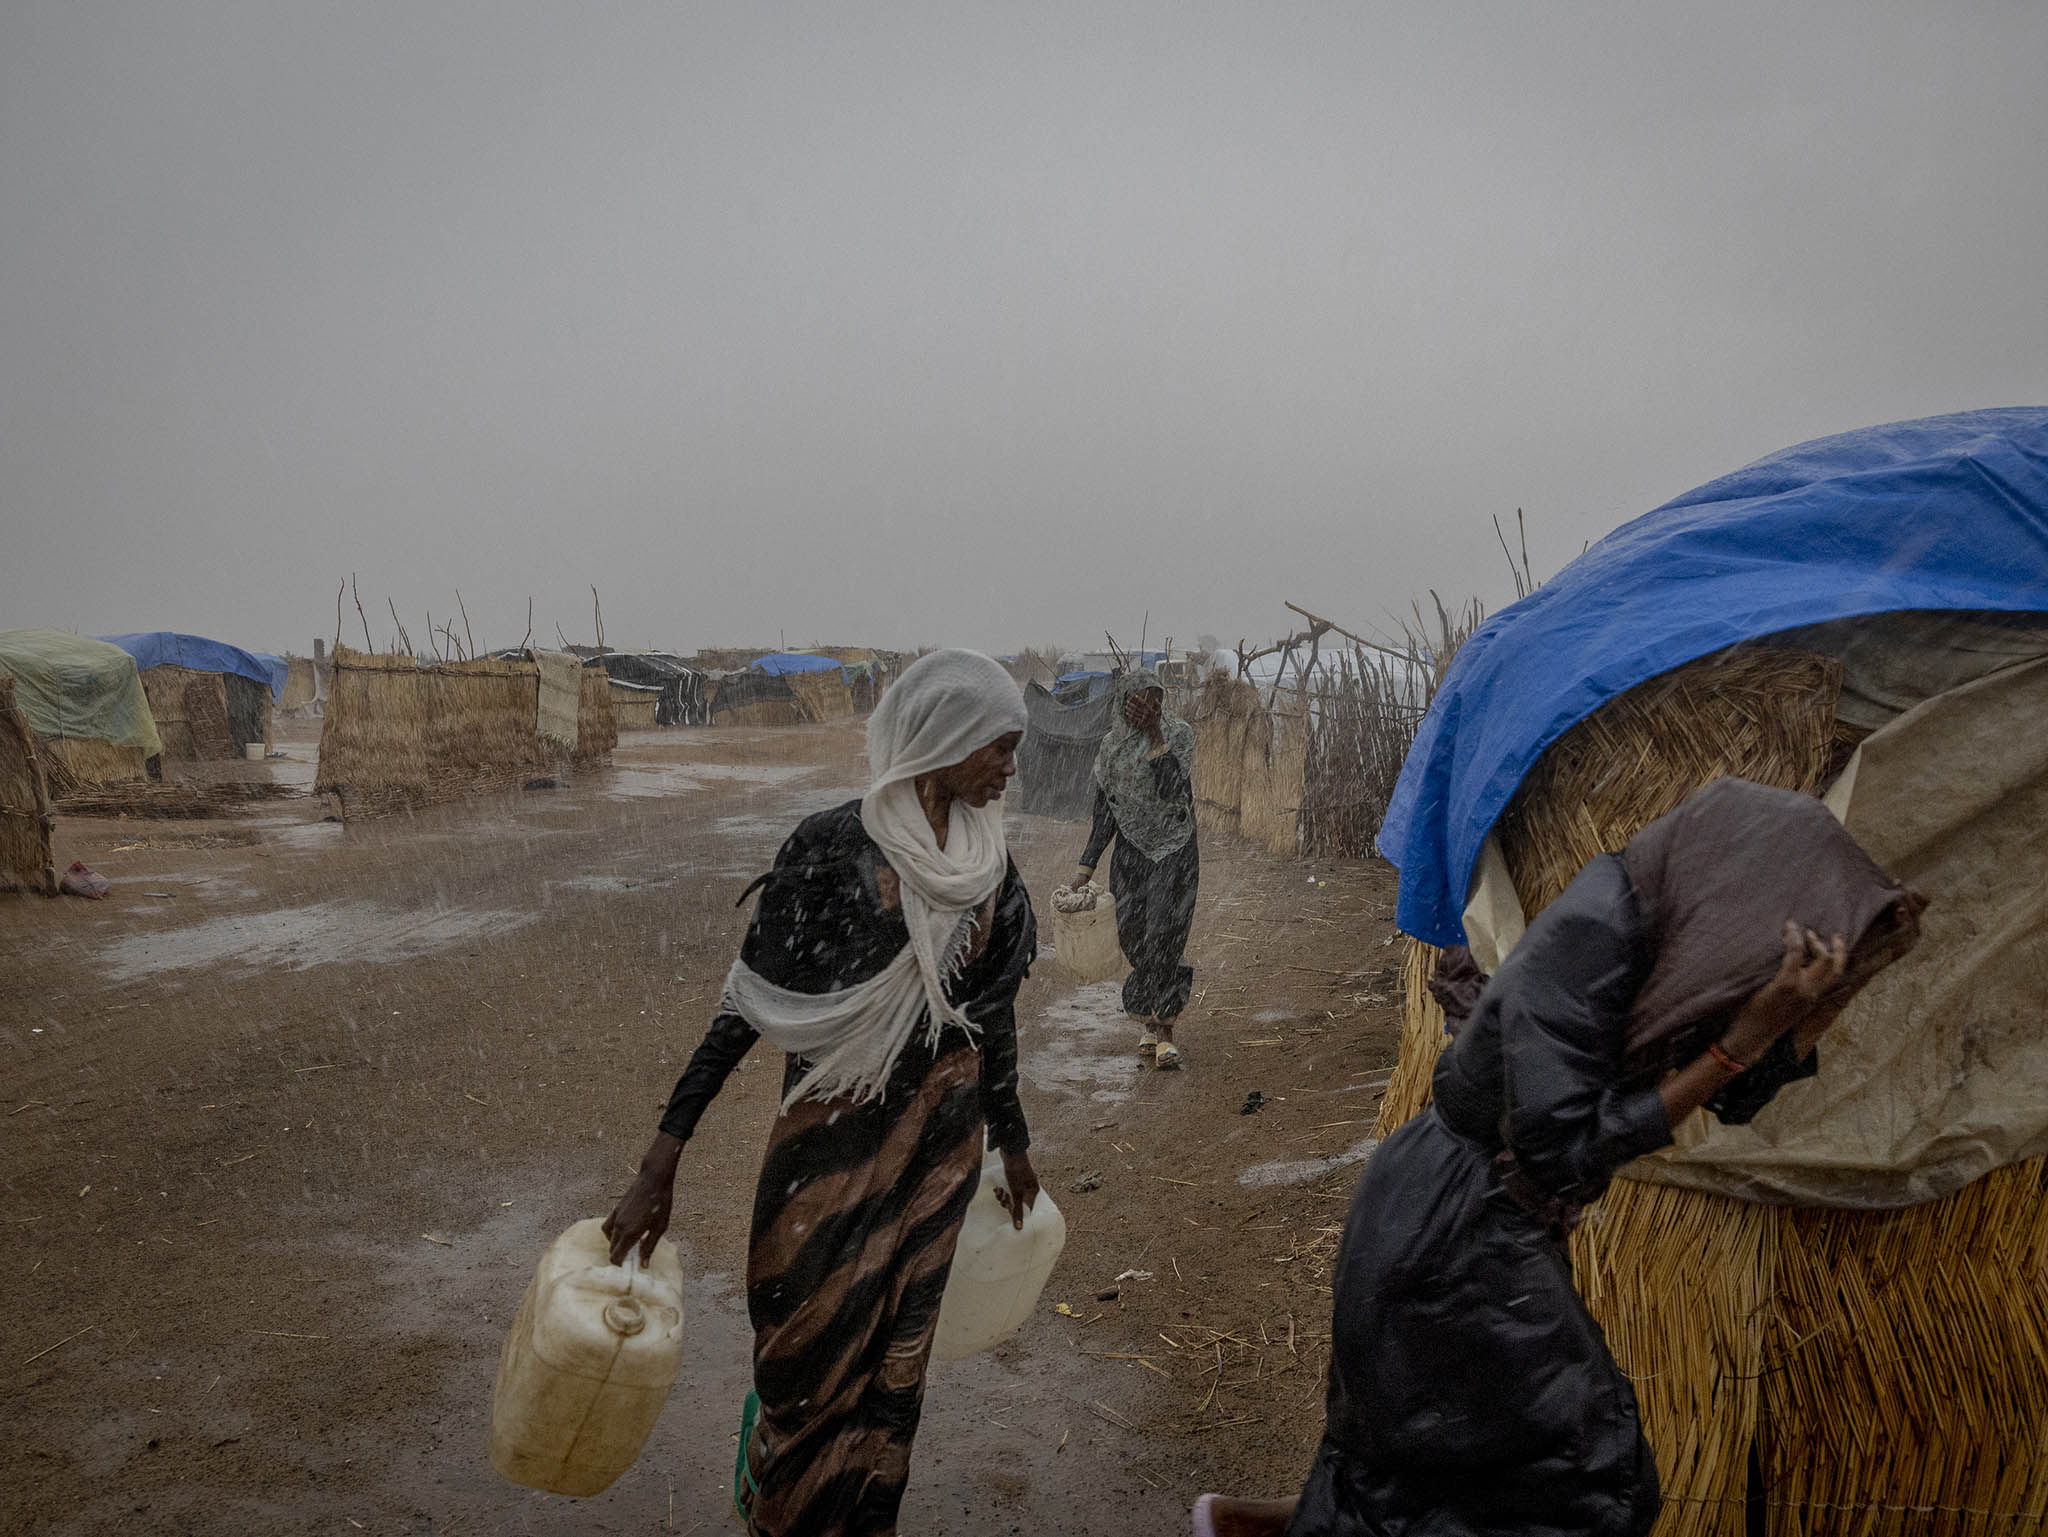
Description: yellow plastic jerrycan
932,1149,1068,1362
489,1218,685,1496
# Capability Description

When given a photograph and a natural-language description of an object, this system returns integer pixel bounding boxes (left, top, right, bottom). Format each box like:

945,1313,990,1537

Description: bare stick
455,590,475,657
1282,602,1406,660
333,580,346,653
352,575,373,651
556,623,570,650
386,599,414,657
591,585,606,656
423,611,442,661
519,598,533,657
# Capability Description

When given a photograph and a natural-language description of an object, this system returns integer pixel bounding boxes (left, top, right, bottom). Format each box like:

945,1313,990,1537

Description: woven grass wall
608,684,660,731
1376,645,2048,1535
574,666,616,764
319,645,563,816
426,657,541,799
0,677,56,894
140,665,238,761
41,736,149,790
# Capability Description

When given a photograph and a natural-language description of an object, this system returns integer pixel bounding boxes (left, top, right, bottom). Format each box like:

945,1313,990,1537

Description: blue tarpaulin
1379,407,2048,947
101,631,287,701
749,652,847,677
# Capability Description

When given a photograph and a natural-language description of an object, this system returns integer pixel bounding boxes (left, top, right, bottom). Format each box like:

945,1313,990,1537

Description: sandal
1137,1029,1159,1056
732,1389,761,1516
1154,1041,1183,1071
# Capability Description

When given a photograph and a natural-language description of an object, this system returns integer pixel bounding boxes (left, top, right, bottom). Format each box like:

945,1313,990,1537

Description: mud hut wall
574,667,617,763
0,678,55,893
1377,646,2048,1534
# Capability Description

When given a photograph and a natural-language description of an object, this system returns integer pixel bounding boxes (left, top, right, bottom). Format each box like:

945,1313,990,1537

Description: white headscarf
721,650,1028,1110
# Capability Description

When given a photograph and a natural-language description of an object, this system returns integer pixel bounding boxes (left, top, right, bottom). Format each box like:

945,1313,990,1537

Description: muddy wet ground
2,720,1403,1536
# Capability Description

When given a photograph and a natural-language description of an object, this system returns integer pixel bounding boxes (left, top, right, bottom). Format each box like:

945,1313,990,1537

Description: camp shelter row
542,646,900,730
0,628,287,786
0,628,293,892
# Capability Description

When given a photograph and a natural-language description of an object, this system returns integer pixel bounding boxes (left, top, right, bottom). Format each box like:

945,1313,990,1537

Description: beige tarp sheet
1653,656,2048,1206
534,649,581,748
1466,655,2048,1209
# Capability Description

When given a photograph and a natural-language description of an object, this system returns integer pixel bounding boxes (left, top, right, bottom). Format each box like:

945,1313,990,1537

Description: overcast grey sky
4,3,2044,658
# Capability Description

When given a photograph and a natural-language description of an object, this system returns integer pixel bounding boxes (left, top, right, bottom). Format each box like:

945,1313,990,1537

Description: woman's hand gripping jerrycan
932,1148,1068,1362
489,1218,686,1496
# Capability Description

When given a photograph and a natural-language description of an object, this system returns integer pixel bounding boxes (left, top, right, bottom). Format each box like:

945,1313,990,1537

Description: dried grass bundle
1190,671,1255,836
54,780,296,819
1240,697,1307,858
1491,648,1843,916
41,736,149,791
0,677,56,893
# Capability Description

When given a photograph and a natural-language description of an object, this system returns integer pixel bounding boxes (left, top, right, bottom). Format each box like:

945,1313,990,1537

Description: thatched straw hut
1375,408,2048,1535
318,644,582,816
103,633,283,760
0,628,162,790
0,676,57,894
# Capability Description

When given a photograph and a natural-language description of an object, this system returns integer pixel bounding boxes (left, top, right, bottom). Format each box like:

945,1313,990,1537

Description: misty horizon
5,4,2046,658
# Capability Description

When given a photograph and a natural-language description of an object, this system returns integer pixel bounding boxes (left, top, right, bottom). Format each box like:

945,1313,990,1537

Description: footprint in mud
1022,981,1144,1103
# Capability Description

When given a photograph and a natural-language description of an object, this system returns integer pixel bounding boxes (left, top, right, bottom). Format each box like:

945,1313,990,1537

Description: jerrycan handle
602,1259,650,1336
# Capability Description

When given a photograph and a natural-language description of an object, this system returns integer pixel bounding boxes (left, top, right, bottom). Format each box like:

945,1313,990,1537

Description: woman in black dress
603,650,1043,1537
1195,779,1924,1537
1072,667,1199,1068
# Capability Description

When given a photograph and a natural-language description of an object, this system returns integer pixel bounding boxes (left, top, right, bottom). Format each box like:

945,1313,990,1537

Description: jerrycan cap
602,1297,647,1337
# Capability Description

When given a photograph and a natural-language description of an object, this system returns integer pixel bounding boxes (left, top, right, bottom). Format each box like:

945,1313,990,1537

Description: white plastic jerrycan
932,1149,1068,1362
1048,883,1124,983
489,1218,686,1496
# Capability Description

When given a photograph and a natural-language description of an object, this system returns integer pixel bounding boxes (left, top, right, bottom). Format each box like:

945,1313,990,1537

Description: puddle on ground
245,815,346,850
97,900,538,981
1238,1136,1378,1189
603,761,822,802
710,785,866,840
543,873,677,896
1021,980,1141,1104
